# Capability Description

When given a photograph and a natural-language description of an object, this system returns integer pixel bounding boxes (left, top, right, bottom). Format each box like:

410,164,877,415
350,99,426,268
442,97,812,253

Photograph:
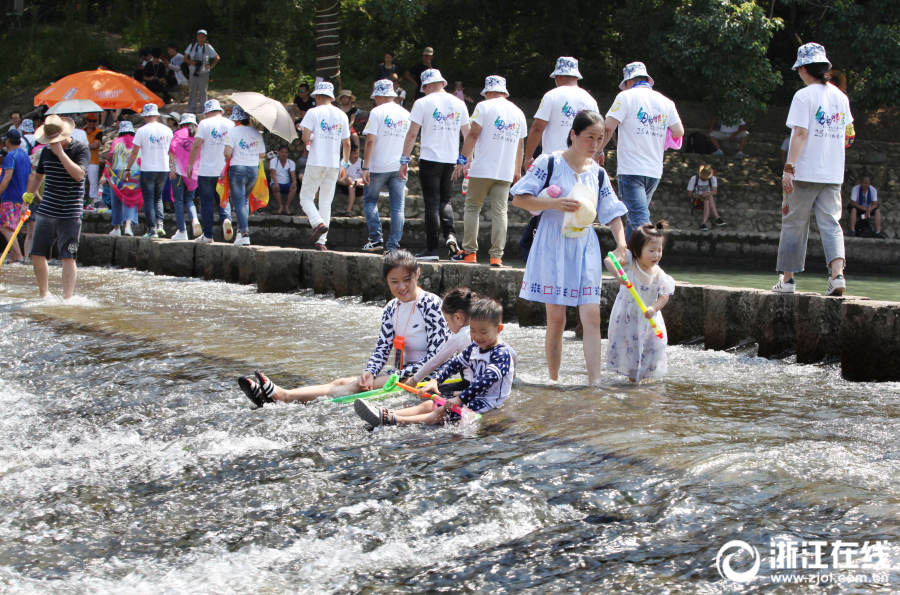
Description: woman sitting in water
238,249,449,406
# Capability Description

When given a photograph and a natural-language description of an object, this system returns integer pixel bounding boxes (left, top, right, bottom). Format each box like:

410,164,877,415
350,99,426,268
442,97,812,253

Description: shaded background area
1,0,899,138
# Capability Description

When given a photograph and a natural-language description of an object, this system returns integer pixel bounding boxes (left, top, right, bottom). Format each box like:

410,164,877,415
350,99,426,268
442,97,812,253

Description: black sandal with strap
238,376,265,408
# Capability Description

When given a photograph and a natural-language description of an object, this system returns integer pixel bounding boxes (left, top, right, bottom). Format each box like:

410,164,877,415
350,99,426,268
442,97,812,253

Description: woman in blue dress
511,110,628,384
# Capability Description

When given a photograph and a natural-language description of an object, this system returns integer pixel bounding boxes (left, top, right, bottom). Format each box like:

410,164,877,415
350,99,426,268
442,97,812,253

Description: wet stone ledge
72,233,898,382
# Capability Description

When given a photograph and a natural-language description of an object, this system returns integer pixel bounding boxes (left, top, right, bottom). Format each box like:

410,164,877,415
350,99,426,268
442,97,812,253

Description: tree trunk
316,0,341,90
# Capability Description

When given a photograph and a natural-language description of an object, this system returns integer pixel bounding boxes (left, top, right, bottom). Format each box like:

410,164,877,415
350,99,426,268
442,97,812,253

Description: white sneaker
825,274,846,297
712,149,724,156
234,235,250,246
772,274,796,294
223,219,234,241
192,218,202,237
736,151,749,159
234,232,242,243
124,225,134,236
171,230,188,241
109,228,121,236
195,235,212,244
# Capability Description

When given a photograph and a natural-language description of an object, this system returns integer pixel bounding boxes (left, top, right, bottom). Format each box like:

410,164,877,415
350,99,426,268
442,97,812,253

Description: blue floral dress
510,152,628,306
606,250,675,381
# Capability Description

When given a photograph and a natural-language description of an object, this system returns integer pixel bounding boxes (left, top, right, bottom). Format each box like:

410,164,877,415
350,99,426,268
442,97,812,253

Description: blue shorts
272,182,292,195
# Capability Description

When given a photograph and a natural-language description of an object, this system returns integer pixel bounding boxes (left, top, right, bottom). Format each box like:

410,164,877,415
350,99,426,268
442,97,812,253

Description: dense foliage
0,0,898,118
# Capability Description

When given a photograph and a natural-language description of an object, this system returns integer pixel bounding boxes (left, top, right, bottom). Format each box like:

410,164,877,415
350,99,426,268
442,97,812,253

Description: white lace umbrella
230,92,297,143
45,99,104,115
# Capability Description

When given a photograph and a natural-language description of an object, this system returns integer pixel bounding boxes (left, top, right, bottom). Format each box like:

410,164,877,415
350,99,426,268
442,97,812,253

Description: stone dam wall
74,233,900,382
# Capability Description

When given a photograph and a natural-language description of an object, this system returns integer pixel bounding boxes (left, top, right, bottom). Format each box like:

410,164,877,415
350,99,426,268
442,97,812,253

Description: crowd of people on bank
0,42,861,410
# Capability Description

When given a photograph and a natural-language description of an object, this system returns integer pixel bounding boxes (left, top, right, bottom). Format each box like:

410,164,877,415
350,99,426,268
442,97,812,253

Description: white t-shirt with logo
362,101,411,173
224,125,265,167
269,158,296,184
300,104,351,168
786,82,853,184
606,86,681,179
533,86,599,154
409,92,470,164
468,97,527,182
195,115,235,177
132,122,173,172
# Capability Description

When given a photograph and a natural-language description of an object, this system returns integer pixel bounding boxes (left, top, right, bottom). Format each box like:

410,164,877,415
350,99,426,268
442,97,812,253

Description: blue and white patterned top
433,339,517,413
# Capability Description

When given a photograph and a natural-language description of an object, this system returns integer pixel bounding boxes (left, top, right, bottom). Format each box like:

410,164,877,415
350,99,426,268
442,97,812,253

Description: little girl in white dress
604,222,675,382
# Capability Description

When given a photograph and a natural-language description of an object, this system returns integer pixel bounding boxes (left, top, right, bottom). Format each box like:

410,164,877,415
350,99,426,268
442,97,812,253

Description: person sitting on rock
687,164,725,231
848,175,885,238
708,117,749,158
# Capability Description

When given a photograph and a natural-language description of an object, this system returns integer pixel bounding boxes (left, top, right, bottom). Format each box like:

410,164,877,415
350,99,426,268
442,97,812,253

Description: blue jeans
172,175,198,233
617,174,660,240
197,175,231,239
362,170,406,251
110,187,139,226
139,171,167,231
228,164,258,234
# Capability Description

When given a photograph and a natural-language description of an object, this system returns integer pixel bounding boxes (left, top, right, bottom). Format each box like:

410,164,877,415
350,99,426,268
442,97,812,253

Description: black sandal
238,376,265,408
354,399,396,426
253,370,276,403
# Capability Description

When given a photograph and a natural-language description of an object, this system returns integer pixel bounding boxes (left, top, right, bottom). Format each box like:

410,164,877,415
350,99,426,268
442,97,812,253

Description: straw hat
561,183,597,238
35,114,76,145
338,90,356,102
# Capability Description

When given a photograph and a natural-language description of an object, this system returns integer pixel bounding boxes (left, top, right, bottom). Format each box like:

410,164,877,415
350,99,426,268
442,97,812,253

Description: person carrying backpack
184,30,220,113
687,164,726,231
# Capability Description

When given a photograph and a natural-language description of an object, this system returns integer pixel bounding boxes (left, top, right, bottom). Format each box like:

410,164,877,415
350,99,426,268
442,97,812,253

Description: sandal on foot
238,376,265,408
354,399,396,426
253,370,276,403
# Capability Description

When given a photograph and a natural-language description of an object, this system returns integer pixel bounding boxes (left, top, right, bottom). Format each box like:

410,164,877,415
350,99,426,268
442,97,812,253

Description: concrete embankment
80,212,900,275
74,233,900,382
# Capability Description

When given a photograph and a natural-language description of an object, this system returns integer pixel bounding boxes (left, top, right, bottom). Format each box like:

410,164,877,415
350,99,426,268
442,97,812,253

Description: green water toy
330,374,401,403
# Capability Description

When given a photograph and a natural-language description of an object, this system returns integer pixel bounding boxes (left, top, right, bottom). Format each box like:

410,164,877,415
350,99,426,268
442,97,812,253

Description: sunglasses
86,119,98,122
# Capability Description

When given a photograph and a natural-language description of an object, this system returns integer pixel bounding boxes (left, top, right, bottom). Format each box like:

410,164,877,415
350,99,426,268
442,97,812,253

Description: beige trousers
462,177,511,259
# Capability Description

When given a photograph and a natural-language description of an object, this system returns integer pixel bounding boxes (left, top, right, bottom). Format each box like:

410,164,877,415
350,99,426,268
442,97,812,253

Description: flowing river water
0,264,897,594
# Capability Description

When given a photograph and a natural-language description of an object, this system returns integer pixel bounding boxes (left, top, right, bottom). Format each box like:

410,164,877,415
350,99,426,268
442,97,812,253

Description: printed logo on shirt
560,101,583,119
635,106,668,138
383,116,408,130
814,106,848,140
209,128,228,140
492,116,521,142
238,138,259,150
147,133,168,145
610,99,622,112
319,119,343,136
431,109,461,124
472,108,480,119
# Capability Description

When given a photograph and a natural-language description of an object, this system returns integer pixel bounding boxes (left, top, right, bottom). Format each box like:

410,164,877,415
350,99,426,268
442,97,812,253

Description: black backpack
686,132,712,155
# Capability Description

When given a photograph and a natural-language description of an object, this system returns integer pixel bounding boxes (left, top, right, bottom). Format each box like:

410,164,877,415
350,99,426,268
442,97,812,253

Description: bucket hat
619,62,654,90
480,75,509,96
550,57,583,79
792,43,832,71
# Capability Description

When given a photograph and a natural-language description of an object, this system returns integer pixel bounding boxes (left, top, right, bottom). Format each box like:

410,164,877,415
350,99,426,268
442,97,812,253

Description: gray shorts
30,214,83,260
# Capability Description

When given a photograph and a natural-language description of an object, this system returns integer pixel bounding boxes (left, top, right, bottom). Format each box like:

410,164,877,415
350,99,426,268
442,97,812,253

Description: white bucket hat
203,99,223,114
619,62,654,90
313,82,335,100
230,105,249,121
19,119,34,133
371,79,397,98
179,113,197,125
419,69,448,92
141,103,160,117
480,75,509,96
197,29,208,35
118,121,135,134
550,57,583,79
792,43,832,71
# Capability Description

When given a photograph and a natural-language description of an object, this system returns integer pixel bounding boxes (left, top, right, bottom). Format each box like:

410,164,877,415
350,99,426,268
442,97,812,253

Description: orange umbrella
34,69,164,111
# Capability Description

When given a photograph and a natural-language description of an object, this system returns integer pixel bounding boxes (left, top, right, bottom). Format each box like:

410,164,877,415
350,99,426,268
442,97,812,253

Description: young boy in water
355,298,516,426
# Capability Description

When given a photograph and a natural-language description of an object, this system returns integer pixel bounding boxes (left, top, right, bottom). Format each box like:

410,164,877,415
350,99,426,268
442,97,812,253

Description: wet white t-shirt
132,122,173,172
606,86,681,179
362,101,411,173
195,115,235,177
533,86,599,154
786,82,853,184
409,92,470,163
224,125,265,167
300,104,351,169
468,97,527,182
